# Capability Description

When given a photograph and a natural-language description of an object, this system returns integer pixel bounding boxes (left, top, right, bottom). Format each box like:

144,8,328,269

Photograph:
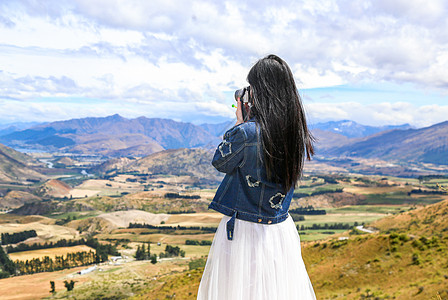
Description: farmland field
1,169,448,299
9,245,96,261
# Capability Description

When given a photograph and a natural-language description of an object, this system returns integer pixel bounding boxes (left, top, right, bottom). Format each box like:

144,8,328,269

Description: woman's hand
235,98,244,126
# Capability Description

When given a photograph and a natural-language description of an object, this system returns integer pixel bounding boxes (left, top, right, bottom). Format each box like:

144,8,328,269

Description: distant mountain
311,129,352,151
0,121,43,136
200,120,234,137
0,125,21,137
0,143,46,183
311,120,412,138
0,114,221,157
324,121,448,165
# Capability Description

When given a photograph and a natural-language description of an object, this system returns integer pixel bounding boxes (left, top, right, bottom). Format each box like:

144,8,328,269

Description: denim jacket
209,119,294,240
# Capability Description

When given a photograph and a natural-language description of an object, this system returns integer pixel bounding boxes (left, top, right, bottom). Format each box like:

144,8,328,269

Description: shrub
398,234,410,242
189,258,206,270
64,280,75,291
412,253,421,265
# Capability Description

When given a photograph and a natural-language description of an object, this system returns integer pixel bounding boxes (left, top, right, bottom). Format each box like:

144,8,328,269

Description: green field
365,192,443,205
298,229,348,241
295,214,383,228
325,205,411,215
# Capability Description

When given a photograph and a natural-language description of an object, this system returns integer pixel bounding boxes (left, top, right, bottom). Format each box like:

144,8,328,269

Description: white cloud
0,0,447,125
306,102,448,127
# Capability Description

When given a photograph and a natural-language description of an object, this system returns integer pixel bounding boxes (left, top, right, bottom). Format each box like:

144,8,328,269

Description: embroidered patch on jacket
218,140,232,157
269,193,285,209
246,175,260,187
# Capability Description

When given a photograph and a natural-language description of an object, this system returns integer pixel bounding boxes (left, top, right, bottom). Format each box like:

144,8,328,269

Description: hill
0,191,41,210
94,148,224,186
0,143,46,183
324,121,448,165
124,148,223,186
36,179,72,198
90,157,136,174
0,114,221,157
371,197,448,236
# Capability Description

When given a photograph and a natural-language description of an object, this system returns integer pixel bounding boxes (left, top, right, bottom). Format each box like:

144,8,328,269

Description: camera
234,86,251,120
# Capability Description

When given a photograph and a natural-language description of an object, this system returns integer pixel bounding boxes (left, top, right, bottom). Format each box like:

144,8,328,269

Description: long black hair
247,54,314,192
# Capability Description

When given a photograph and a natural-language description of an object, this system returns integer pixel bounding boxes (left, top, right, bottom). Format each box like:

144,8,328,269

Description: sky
0,0,447,128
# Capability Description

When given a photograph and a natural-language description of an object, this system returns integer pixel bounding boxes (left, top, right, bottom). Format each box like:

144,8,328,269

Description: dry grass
97,232,215,245
9,245,95,261
0,214,53,225
166,212,222,226
343,185,411,195
69,189,101,198
0,265,92,300
0,221,79,242
97,210,170,228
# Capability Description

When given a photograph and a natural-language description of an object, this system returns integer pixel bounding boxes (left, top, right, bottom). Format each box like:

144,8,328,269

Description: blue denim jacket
209,120,294,240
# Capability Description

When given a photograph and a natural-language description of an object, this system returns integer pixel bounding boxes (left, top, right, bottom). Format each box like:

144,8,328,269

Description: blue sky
0,0,447,128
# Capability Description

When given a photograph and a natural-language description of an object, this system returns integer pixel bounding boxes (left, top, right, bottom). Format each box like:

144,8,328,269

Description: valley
1,116,448,299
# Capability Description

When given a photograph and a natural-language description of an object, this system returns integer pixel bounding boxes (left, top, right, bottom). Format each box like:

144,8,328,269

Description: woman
197,54,316,300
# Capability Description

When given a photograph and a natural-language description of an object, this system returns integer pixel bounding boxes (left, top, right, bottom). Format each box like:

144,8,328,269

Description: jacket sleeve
212,125,246,174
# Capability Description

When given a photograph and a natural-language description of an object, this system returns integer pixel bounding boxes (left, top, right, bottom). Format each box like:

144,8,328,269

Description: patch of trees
290,206,326,215
64,280,76,291
84,238,120,262
297,223,353,230
293,188,343,198
185,240,212,246
418,175,448,182
5,238,85,253
169,209,196,214
14,250,97,275
164,192,200,199
318,176,339,184
6,238,119,263
409,188,445,195
289,214,305,222
159,245,185,258
10,238,119,276
293,192,309,198
129,223,217,233
1,230,37,245
289,212,305,222
310,188,344,196
55,215,78,225
0,245,16,278
135,243,157,263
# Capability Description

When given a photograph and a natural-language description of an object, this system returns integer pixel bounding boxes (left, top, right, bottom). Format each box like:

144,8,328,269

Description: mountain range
310,120,412,138
322,121,448,165
0,114,223,157
0,114,447,165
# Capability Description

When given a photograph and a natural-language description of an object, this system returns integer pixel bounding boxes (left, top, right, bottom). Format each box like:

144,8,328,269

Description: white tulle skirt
197,214,316,300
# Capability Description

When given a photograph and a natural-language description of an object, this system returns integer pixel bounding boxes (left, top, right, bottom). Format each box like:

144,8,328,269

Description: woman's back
197,54,316,300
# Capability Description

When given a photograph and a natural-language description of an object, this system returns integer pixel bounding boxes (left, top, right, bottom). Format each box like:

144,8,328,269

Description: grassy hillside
0,191,41,209
125,148,223,186
0,143,46,183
